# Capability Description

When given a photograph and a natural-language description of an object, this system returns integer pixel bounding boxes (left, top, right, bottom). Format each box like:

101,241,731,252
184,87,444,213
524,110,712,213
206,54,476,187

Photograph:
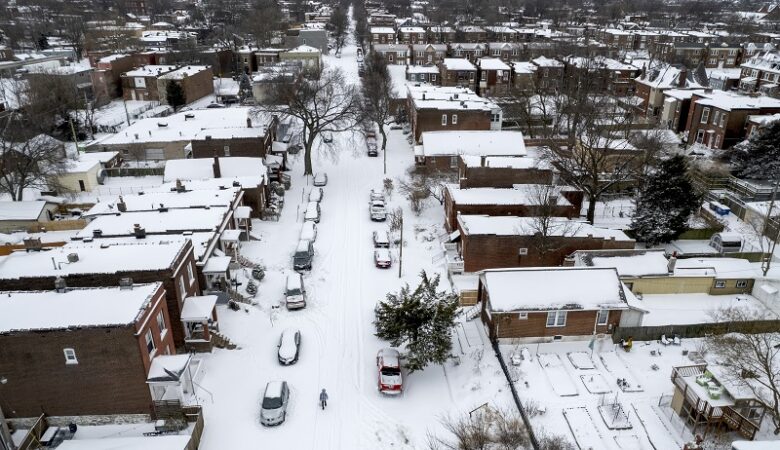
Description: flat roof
447,184,571,206
0,283,161,332
421,131,525,157
85,188,240,216
0,201,48,221
639,293,775,326
482,267,628,312
77,207,229,238
56,435,190,450
458,215,631,241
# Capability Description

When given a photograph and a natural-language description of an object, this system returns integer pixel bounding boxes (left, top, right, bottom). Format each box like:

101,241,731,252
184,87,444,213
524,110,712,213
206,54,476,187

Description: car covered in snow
260,380,290,426
376,348,402,395
293,239,314,271
313,173,328,187
369,200,387,221
277,328,301,365
373,230,390,248
304,201,321,223
366,131,378,156
322,131,333,143
284,273,306,309
300,221,317,242
374,249,391,268
369,189,385,203
309,187,323,203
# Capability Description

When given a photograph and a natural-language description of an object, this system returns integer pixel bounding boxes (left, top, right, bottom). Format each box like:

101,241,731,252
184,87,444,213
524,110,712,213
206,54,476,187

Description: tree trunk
303,132,317,176
380,126,388,175
586,196,597,224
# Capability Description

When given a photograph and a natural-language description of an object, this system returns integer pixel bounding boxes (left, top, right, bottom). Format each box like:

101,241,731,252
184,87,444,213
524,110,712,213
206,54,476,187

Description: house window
450,156,458,168
701,107,710,124
187,264,196,287
491,113,501,122
63,348,78,365
546,311,567,327
441,114,447,126
715,280,726,288
518,312,528,320
179,276,187,298
720,113,727,127
597,310,609,326
452,114,458,125
736,280,748,288
714,134,722,148
431,74,437,82
712,110,720,125
695,129,705,143
145,329,156,355
157,311,167,337
224,145,230,156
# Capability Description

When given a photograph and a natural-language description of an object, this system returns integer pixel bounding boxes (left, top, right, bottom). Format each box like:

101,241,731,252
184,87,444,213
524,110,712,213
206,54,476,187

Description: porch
180,295,219,352
147,354,206,407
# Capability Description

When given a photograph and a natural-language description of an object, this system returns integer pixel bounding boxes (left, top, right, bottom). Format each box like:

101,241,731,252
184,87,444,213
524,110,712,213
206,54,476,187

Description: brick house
416,129,518,168
476,57,511,97
484,26,519,43
458,26,486,43
565,56,640,97
487,42,521,62
370,27,396,45
428,26,456,44
511,61,537,92
368,12,396,27
92,54,136,99
399,26,426,45
189,115,278,159
599,29,636,54
739,51,780,95
444,184,581,231
449,43,487,63
0,283,174,417
633,64,707,118
157,65,214,106
457,215,634,272
411,44,447,66
438,58,477,90
657,42,742,68
685,89,780,149
457,155,554,188
530,56,565,91
479,267,630,341
121,65,176,101
372,44,409,65
407,85,502,143
406,65,439,84
0,240,203,349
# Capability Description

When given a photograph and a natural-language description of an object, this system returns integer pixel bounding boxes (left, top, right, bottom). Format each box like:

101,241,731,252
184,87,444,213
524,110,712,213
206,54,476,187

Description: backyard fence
612,319,780,343
491,341,540,450
103,167,165,177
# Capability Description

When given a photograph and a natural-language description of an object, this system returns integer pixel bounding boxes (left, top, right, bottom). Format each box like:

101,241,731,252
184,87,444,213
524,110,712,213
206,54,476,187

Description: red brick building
411,44,447,66
457,155,554,188
0,283,173,417
121,65,176,101
476,57,511,97
370,27,396,45
438,58,478,90
407,85,502,143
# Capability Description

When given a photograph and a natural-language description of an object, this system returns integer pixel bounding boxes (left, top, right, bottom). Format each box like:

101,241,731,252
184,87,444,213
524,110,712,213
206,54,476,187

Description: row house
413,128,514,167
565,56,640,96
399,26,427,45
450,43,487,63
368,12,396,27
407,85,502,144
372,44,410,65
511,61,537,92
685,89,780,149
633,64,707,118
530,56,565,91
438,58,478,90
91,54,136,99
458,26,487,43
656,42,742,68
739,51,780,96
406,65,439,84
156,65,215,106
487,42,522,61
428,26,457,44
457,155,554,188
411,44,447,66
370,27,396,45
476,57,512,97
484,26,520,42
121,65,176,101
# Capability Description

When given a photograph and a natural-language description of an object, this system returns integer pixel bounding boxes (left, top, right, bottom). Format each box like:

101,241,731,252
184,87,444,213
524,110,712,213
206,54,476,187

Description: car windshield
287,288,301,296
294,251,309,259
262,396,283,409
381,367,401,376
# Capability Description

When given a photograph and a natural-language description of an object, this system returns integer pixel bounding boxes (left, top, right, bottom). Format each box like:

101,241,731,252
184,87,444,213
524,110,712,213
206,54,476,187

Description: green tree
166,81,186,112
732,120,780,180
630,155,701,245
374,271,459,373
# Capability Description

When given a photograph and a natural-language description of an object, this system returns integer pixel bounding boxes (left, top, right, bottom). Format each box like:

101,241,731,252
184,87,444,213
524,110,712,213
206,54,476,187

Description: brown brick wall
461,233,634,272
414,108,491,143
486,310,621,339
458,164,554,188
180,67,215,104
191,136,269,159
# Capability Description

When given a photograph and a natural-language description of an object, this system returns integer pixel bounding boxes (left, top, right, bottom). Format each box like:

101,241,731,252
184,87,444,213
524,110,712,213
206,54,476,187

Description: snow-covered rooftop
181,295,218,321
478,58,511,71
0,283,161,332
0,240,188,279
693,89,780,111
407,85,499,111
579,250,670,277
77,207,229,238
407,65,439,74
158,65,210,80
482,267,629,312
370,27,395,34
56,435,190,450
441,58,477,71
85,188,239,216
673,257,757,278
163,157,266,183
532,56,563,67
447,184,571,206
459,155,539,169
421,131,525,157
123,65,176,77
0,201,49,221
458,215,631,241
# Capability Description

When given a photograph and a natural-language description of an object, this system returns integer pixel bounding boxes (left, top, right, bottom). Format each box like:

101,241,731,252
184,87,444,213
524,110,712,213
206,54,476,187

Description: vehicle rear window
381,367,401,376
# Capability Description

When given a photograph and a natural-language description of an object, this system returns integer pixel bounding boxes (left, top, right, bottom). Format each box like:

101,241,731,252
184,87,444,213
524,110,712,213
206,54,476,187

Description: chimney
54,276,67,293
119,277,134,290
175,179,185,192
480,155,486,167
133,224,146,239
92,229,103,238
668,252,677,273
117,195,127,212
246,117,252,128
677,68,687,87
213,155,222,178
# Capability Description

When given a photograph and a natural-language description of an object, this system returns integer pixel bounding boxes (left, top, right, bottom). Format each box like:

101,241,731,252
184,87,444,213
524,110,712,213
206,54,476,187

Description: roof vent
133,224,146,239
119,277,134,290
67,253,79,263
92,229,103,238
117,196,127,212
54,276,67,293
157,122,168,127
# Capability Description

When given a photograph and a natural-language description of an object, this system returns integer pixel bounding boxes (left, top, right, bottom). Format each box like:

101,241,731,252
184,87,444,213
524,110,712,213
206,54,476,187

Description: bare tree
241,0,283,47
524,184,581,254
254,69,361,175
360,52,394,173
22,71,86,139
397,167,454,215
0,117,68,200
427,407,530,450
329,5,349,53
707,307,780,434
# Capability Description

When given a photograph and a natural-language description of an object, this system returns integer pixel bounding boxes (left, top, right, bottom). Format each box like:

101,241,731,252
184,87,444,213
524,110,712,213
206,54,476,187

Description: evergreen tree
733,120,780,180
630,155,701,245
374,271,459,373
166,81,186,112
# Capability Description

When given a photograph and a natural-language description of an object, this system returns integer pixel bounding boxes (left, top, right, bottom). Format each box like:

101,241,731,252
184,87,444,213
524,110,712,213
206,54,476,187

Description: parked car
367,143,378,157
293,239,314,270
369,189,385,203
369,200,387,221
366,131,378,156
304,201,321,223
374,249,391,268
377,348,403,395
373,230,390,248
284,273,306,309
278,328,301,365
206,102,226,109
322,131,333,143
309,187,323,203
313,173,328,187
260,381,290,426
300,221,317,242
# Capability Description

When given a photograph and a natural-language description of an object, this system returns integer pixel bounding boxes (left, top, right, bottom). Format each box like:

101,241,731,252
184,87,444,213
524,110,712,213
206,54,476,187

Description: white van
300,221,317,242
285,273,306,310
304,201,321,223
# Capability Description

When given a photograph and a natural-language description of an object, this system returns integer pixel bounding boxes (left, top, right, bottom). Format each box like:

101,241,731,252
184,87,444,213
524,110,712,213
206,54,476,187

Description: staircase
460,302,482,321
152,401,188,431
236,254,260,268
212,331,238,350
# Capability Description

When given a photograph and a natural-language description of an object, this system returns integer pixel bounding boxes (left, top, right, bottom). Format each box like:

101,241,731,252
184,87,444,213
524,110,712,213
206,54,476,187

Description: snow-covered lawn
638,293,776,325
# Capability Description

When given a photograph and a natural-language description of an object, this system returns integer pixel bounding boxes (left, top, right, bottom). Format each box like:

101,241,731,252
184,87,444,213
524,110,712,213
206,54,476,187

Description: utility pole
398,212,403,278
761,179,780,276
122,98,132,126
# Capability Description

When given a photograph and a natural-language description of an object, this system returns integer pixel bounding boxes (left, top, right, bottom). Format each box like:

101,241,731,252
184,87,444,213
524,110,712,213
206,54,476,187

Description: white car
300,221,317,242
278,328,301,365
370,200,387,221
313,173,328,187
322,131,333,143
373,230,389,248
369,189,385,203
309,187,323,203
374,249,391,268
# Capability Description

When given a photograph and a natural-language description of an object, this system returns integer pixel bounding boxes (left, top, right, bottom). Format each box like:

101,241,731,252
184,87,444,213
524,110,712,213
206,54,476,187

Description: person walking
319,388,329,410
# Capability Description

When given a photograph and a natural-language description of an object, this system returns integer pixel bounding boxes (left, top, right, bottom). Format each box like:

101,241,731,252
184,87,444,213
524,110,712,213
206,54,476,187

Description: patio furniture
660,335,671,345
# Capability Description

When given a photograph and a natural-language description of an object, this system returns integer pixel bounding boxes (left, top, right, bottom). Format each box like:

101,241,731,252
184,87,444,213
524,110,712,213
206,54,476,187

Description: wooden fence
15,414,46,450
185,406,204,450
104,167,165,177
26,219,86,233
612,319,780,343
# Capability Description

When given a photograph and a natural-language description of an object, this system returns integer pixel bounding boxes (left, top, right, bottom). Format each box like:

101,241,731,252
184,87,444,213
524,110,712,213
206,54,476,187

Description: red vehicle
376,348,403,395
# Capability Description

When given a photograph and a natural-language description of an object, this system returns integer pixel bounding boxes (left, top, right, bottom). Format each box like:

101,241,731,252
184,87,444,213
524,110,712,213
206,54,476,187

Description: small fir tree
166,81,186,111
374,271,459,373
732,120,780,180
630,155,701,245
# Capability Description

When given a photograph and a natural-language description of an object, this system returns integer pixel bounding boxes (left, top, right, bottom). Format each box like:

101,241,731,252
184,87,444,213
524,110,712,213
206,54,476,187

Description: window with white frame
720,113,727,127
223,145,230,156
64,348,78,365
441,114,447,126
157,311,167,337
597,310,609,326
145,329,156,355
187,264,195,286
714,134,722,148
712,110,720,125
450,156,458,168
546,311,567,327
452,114,458,125
179,276,187,298
715,280,726,288
736,280,748,288
701,107,710,124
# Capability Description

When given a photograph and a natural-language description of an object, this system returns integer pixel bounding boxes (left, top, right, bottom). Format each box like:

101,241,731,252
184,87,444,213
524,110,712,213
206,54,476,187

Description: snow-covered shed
418,131,525,169
0,200,59,232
